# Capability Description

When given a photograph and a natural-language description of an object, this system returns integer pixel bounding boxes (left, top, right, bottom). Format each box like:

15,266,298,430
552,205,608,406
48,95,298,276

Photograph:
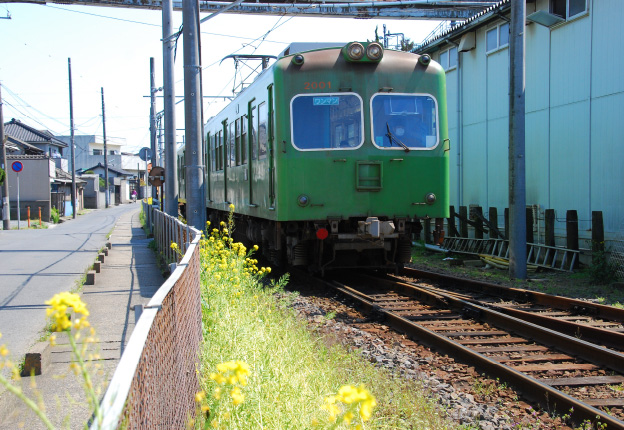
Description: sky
0,3,441,154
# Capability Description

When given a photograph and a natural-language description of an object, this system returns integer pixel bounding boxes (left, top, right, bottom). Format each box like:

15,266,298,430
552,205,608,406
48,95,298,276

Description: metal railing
141,200,196,263
93,203,202,430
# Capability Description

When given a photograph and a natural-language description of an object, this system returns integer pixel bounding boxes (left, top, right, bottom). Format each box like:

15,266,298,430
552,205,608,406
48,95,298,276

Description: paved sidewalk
0,206,165,429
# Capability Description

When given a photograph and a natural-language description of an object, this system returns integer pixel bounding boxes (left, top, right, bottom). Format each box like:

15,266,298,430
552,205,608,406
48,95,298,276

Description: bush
50,207,60,224
589,247,620,285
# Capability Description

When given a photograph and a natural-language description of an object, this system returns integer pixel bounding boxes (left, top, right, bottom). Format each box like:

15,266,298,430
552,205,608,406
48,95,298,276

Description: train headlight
292,54,305,66
425,192,437,205
346,42,365,61
297,194,309,207
418,54,432,66
366,42,384,61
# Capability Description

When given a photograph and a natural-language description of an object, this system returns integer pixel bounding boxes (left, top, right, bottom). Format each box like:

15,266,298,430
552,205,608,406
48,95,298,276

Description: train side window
251,106,258,160
217,131,223,171
210,134,216,172
181,154,185,180
235,118,242,166
202,137,207,175
229,122,235,168
241,115,248,165
258,102,268,158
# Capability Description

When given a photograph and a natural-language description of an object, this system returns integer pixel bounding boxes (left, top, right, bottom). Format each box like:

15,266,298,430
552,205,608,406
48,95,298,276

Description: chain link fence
606,239,624,280
93,204,202,430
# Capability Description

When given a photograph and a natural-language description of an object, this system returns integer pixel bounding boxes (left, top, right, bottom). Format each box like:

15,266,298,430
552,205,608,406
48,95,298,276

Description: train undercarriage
201,208,443,274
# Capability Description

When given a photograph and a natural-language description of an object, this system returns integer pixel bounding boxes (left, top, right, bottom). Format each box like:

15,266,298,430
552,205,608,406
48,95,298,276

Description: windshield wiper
386,123,410,153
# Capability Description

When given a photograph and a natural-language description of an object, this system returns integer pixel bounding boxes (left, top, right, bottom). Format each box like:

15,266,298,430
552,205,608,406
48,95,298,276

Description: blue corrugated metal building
418,0,624,251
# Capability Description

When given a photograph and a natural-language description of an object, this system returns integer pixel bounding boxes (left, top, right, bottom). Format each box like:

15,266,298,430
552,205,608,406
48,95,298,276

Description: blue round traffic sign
11,161,23,173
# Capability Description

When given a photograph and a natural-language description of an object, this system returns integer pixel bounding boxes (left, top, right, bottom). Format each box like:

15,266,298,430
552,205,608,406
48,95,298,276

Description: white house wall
430,0,624,238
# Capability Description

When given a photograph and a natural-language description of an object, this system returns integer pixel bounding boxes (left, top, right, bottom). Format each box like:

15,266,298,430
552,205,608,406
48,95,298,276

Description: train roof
278,42,344,59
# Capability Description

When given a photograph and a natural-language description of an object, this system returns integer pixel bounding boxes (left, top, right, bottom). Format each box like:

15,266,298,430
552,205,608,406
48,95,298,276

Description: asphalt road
0,204,140,362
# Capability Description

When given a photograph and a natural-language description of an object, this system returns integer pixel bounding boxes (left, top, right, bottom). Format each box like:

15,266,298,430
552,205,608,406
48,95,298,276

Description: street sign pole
16,172,20,230
11,161,23,230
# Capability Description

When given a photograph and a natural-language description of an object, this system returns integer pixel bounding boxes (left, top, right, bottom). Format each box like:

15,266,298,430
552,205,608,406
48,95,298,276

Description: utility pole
0,83,10,230
68,58,77,220
101,87,109,208
508,0,527,279
149,57,158,203
183,0,206,231
163,0,178,217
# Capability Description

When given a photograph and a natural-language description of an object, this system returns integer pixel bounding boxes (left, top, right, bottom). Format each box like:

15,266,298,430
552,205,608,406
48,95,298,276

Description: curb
21,241,115,375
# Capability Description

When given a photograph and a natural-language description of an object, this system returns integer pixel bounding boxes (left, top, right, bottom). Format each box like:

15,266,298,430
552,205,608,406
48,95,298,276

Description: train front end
271,42,449,272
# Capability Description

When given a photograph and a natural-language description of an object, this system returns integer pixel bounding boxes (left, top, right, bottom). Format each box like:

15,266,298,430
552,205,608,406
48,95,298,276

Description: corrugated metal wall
433,0,624,239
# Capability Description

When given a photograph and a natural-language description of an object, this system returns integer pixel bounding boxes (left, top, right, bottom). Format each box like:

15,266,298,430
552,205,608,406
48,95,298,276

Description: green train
179,41,449,273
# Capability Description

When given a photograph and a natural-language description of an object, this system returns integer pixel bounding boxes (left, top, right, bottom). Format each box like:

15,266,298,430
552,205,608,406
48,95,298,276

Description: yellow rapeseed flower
195,391,206,403
45,292,89,332
230,386,244,405
229,203,235,211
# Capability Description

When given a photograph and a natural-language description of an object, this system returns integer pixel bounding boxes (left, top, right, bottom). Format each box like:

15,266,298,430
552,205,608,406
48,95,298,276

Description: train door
204,132,210,204
249,103,258,207
222,119,228,204
267,84,275,208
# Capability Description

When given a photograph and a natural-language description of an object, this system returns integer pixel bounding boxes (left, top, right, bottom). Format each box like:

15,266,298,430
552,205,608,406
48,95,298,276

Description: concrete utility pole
149,57,158,203
508,0,527,279
101,87,110,208
183,0,206,231
0,84,10,230
68,58,77,220
163,0,178,217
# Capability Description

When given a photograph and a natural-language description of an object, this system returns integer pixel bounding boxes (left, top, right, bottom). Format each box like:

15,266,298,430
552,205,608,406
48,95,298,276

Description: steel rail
401,266,624,322
325,275,624,429
390,273,624,351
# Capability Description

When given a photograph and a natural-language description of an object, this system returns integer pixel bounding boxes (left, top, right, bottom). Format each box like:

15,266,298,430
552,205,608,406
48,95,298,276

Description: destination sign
313,97,339,106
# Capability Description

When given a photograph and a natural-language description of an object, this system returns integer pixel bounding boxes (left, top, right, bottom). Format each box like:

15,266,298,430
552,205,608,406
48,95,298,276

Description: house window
486,22,509,53
439,46,458,71
551,0,587,19
93,149,103,156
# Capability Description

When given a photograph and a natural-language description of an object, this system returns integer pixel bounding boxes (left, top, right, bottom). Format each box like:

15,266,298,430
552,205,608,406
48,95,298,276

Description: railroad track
324,270,624,429
396,267,624,352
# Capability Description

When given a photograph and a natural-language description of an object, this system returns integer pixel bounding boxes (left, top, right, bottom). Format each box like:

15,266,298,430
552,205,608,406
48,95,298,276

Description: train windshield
371,94,439,150
291,93,364,151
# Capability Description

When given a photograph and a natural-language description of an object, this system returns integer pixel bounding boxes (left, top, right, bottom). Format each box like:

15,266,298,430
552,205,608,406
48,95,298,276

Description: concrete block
132,304,144,322
85,270,96,285
93,261,101,273
106,241,112,249
464,259,485,268
103,247,109,256
21,342,50,376
98,253,105,263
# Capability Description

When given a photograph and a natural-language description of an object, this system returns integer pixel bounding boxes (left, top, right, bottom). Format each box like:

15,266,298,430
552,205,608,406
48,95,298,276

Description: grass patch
194,211,456,429
410,246,624,307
